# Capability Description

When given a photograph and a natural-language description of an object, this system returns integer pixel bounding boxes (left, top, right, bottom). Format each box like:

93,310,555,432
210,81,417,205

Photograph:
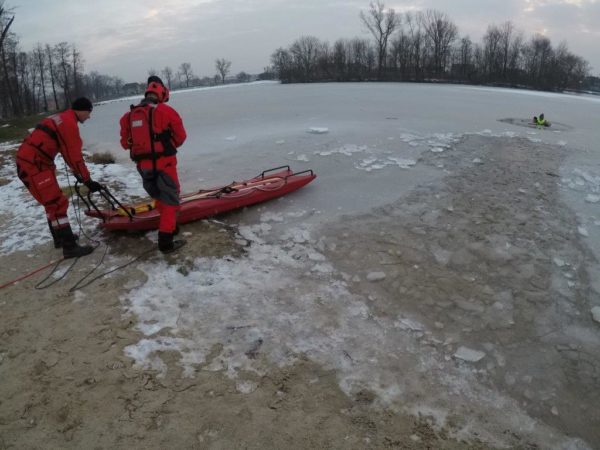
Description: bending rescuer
16,97,102,258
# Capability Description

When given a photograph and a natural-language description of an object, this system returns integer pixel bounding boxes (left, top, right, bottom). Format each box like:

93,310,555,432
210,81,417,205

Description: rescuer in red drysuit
16,97,102,258
119,81,187,253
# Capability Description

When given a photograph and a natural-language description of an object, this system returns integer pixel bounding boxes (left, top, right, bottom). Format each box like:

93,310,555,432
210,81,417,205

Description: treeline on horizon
270,1,595,93
1,1,598,120
0,3,250,119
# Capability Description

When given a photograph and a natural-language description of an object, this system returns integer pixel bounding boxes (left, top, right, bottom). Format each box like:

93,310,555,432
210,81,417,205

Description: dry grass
89,151,116,164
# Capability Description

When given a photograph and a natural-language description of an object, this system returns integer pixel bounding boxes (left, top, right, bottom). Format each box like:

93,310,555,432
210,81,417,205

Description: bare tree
16,51,33,113
271,47,293,82
522,34,553,87
507,32,524,79
482,24,502,80
33,43,48,111
350,38,372,80
405,12,426,80
360,0,398,79
161,66,173,89
178,62,193,87
389,31,410,79
72,44,84,97
498,21,514,79
0,3,20,116
113,76,124,96
290,36,322,82
55,42,72,108
332,39,349,80
45,43,59,110
421,9,457,76
454,36,474,79
215,58,231,84
0,2,13,50
236,71,250,83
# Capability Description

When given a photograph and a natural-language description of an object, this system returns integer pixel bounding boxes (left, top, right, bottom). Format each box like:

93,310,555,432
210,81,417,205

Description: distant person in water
533,113,550,127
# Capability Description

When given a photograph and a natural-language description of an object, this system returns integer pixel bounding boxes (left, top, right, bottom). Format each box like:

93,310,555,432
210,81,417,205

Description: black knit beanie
147,75,164,86
71,97,93,111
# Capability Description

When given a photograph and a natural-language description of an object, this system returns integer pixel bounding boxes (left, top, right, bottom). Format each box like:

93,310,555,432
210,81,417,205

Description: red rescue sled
82,166,316,231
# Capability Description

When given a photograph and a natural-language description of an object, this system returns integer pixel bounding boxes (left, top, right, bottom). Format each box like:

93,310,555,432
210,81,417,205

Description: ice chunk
236,380,258,394
395,317,424,331
307,127,329,134
366,272,386,282
387,157,416,169
578,226,589,237
591,306,600,324
454,346,485,362
585,194,600,203
553,257,566,267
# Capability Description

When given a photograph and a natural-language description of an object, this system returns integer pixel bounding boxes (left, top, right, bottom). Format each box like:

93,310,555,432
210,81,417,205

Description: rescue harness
128,103,177,162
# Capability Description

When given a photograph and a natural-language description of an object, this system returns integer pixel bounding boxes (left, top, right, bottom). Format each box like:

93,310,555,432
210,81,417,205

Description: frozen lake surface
2,82,600,449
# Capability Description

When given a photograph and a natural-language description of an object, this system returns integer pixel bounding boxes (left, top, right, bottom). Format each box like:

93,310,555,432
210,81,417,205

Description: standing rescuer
119,80,187,253
16,97,102,258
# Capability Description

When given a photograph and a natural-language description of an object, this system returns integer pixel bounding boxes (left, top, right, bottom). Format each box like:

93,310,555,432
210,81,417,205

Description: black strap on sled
75,182,134,222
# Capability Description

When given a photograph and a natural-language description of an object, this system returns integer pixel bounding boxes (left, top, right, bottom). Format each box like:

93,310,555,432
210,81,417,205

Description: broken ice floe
591,307,600,324
307,127,329,134
585,194,600,203
454,346,486,362
366,272,386,282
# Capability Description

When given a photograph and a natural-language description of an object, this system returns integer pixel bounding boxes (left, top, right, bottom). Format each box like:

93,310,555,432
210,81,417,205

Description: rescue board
83,166,316,231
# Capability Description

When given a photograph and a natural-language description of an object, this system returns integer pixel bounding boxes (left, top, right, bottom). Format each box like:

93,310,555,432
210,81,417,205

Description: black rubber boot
48,219,61,249
49,220,79,248
158,231,186,254
58,225,94,259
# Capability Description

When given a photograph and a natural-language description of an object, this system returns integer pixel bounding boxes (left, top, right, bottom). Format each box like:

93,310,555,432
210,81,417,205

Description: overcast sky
7,0,600,83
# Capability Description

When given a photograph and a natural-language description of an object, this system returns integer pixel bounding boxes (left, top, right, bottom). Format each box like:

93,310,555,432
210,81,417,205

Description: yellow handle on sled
115,200,156,216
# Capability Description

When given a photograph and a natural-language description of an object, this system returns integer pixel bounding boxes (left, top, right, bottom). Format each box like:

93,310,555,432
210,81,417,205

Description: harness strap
148,107,157,175
35,123,60,143
31,143,54,162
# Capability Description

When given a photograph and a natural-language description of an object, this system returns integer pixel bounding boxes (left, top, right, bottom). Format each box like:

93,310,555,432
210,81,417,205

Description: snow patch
454,347,486,362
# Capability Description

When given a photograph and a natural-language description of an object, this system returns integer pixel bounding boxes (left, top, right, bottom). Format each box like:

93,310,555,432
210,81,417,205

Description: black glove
85,179,103,192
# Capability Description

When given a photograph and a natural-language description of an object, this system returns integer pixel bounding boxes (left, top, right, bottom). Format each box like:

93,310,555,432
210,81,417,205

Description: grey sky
8,0,600,82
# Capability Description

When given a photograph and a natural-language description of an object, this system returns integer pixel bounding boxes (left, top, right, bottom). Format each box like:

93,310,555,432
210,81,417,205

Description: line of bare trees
0,3,249,119
270,1,591,92
0,3,123,118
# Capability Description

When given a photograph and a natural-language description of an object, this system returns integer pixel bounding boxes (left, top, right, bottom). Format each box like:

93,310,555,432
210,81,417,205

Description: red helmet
145,81,168,103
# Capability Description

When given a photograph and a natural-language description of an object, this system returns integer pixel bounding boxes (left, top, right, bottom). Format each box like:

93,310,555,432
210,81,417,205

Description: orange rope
0,257,66,290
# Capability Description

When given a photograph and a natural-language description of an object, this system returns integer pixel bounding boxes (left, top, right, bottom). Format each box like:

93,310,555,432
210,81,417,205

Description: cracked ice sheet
315,144,416,172
122,222,588,450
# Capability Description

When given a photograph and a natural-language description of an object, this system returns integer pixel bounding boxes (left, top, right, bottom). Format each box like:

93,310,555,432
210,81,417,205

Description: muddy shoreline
1,135,599,449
